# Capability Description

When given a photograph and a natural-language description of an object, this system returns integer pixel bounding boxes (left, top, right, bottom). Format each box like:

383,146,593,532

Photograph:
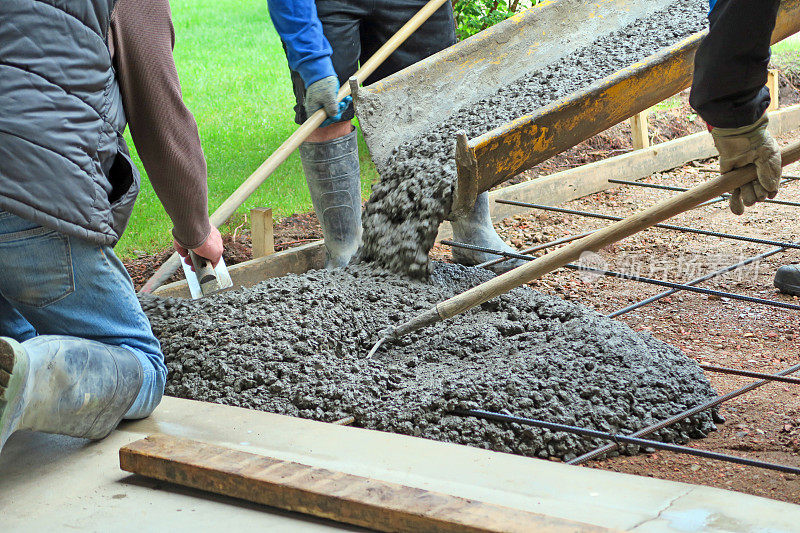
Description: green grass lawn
117,0,378,258
773,33,800,62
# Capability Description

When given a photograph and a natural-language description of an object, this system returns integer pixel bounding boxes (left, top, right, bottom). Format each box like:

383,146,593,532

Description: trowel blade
213,257,234,292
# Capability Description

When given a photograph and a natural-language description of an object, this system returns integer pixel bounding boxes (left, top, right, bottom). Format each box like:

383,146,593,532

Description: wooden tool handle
436,140,800,320
189,250,218,294
140,0,449,295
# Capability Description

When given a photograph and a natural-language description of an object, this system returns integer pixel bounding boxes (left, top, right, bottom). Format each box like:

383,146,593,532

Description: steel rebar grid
699,364,800,385
607,178,800,207
493,199,800,250
475,174,796,268
454,409,800,475
609,246,788,317
440,240,800,312
569,360,800,465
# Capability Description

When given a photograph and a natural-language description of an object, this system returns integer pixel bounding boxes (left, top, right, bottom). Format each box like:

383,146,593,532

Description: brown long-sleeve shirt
108,0,211,249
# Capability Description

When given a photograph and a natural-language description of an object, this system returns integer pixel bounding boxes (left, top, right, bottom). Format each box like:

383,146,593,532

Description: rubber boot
0,336,142,454
299,129,362,269
774,264,800,296
451,192,527,274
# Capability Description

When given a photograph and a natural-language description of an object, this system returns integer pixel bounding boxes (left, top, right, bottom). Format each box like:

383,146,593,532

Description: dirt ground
127,75,800,503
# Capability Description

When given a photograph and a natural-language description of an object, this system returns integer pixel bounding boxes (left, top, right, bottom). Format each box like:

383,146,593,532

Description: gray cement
359,0,707,278
141,262,717,461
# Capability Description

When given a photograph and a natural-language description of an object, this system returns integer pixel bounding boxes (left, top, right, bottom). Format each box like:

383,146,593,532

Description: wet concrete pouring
143,0,722,462
360,0,707,277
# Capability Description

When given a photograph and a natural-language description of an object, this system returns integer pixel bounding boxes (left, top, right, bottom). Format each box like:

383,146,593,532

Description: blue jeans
0,210,165,419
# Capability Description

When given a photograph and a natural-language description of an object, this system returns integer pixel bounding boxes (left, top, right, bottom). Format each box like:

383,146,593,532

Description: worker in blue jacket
266,0,526,273
690,0,798,296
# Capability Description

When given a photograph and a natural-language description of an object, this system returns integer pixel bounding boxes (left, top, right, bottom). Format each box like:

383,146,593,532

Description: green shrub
452,0,540,40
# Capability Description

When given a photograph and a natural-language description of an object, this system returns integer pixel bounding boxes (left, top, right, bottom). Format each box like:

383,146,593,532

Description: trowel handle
189,251,218,293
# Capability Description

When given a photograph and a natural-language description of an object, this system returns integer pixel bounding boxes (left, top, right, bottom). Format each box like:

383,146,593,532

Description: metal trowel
181,251,233,299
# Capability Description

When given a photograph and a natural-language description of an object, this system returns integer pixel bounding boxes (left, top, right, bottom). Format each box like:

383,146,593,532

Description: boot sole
775,281,800,297
0,338,29,453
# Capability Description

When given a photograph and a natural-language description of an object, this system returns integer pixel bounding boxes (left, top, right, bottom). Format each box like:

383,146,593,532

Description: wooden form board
120,435,610,533
153,240,326,299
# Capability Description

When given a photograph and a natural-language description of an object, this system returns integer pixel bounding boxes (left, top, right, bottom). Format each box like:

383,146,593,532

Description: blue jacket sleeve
267,0,336,87
689,0,780,128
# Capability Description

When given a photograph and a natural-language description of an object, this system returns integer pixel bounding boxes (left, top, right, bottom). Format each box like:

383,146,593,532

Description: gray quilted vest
0,0,139,245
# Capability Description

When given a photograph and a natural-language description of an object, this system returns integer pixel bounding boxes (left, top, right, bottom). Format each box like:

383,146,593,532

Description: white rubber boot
0,336,142,454
451,192,527,274
299,129,362,269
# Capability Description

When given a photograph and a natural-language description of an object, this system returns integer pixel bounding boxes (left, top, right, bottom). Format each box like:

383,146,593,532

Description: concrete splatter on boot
299,129,362,268
451,192,527,274
774,264,800,296
0,336,142,455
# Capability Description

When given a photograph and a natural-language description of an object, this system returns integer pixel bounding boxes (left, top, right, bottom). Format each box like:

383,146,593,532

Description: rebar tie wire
440,240,800,312
455,409,800,475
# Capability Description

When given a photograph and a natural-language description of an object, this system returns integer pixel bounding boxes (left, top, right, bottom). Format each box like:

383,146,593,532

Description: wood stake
250,207,274,258
768,69,780,112
629,109,650,150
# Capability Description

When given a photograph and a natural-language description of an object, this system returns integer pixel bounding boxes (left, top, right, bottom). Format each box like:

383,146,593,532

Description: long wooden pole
371,140,800,352
140,0,450,294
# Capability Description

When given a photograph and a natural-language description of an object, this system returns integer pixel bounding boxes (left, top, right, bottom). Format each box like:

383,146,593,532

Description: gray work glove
711,115,782,215
304,75,340,119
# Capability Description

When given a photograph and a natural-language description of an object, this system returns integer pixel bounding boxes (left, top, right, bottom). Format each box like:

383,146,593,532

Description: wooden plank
768,69,780,113
153,240,326,299
250,207,274,258
120,435,610,533
629,109,650,150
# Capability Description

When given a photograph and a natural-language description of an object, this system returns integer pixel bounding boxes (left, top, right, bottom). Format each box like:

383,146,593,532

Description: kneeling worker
0,0,222,454
267,0,527,272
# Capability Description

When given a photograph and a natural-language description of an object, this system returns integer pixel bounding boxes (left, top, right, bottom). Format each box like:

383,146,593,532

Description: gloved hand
711,115,782,215
304,75,340,119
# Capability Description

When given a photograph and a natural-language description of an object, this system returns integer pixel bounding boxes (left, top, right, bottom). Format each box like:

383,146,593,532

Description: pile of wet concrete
142,263,717,461
360,0,708,278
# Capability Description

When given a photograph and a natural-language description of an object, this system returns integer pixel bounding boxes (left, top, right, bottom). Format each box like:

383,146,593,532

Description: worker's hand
174,226,224,268
711,115,781,215
304,75,340,119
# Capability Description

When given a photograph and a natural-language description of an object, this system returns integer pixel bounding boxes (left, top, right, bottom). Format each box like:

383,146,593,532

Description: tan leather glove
711,115,782,215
